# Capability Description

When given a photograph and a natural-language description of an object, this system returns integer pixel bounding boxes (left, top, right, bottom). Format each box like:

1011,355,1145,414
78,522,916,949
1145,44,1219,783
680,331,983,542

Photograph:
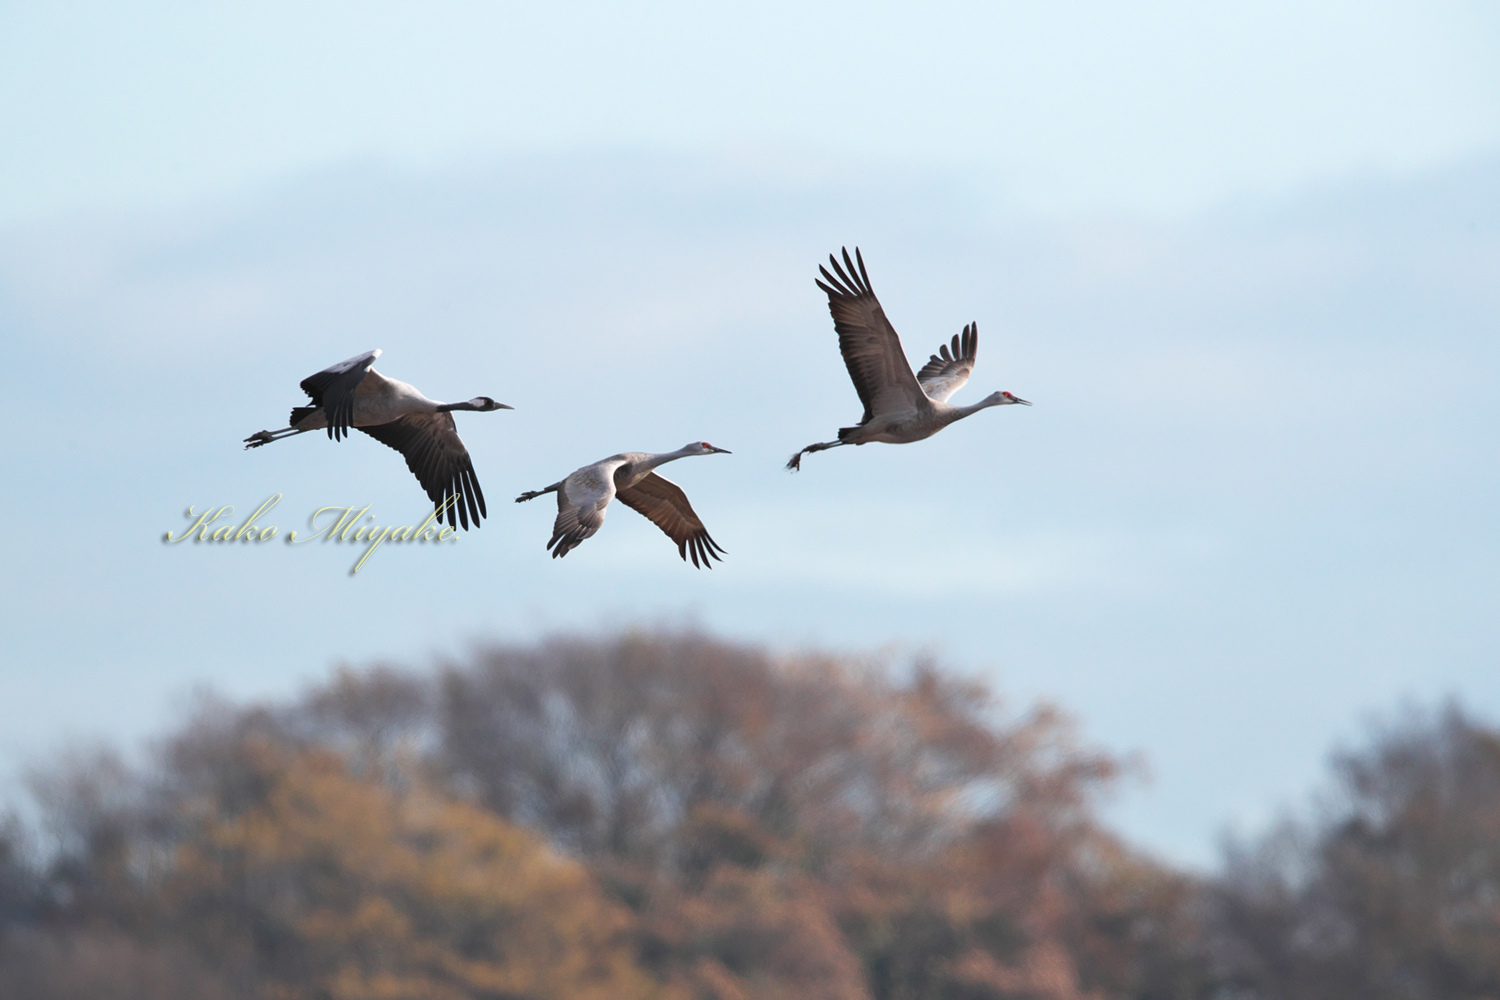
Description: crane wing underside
614,471,725,569
915,324,978,404
300,349,381,441
817,248,927,425
357,411,486,530
547,468,615,558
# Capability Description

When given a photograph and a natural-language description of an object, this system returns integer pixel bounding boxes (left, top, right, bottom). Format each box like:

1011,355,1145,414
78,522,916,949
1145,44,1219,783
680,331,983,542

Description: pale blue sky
3,2,1499,221
2,2,1498,867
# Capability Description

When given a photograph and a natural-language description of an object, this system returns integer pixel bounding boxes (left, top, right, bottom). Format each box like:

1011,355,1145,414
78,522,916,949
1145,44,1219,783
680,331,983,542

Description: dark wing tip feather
827,256,852,293
819,248,876,299
683,530,726,569
468,467,487,519
452,481,468,531
831,249,863,298
358,414,485,531
839,247,857,288
854,247,871,289
817,264,854,298
823,246,870,297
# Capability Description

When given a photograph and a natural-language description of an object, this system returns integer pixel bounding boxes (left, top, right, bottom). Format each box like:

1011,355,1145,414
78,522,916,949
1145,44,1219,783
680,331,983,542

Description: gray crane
243,349,511,530
786,248,1030,471
516,442,730,567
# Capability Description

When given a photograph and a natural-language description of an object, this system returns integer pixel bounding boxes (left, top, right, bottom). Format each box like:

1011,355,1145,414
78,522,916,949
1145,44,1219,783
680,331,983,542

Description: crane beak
710,446,732,454
495,402,515,410
1011,396,1032,406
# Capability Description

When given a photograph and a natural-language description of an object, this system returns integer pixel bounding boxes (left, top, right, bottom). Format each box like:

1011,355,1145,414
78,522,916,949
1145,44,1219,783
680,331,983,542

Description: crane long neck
637,446,695,473
941,398,999,425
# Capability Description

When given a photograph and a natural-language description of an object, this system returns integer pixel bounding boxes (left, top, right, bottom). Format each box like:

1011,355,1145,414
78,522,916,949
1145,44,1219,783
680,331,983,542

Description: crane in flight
243,349,511,530
787,247,1030,471
516,442,730,567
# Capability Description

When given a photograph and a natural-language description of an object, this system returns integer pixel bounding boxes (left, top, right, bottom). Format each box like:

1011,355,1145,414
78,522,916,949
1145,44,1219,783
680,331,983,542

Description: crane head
688,441,732,455
470,396,515,411
988,391,1031,406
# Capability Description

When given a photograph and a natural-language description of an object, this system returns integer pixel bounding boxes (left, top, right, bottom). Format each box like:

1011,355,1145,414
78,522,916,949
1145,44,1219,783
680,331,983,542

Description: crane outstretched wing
615,471,725,569
358,412,486,530
546,465,616,558
816,248,926,424
916,324,978,403
300,349,381,441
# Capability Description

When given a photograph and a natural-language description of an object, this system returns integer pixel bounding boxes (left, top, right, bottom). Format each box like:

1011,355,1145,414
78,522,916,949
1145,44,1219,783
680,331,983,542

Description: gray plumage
516,442,730,567
243,349,512,530
786,248,1030,471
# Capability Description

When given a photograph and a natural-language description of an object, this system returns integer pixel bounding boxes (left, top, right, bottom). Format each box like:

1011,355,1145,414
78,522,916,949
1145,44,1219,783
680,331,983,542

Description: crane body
243,349,511,530
787,248,1030,470
517,442,730,567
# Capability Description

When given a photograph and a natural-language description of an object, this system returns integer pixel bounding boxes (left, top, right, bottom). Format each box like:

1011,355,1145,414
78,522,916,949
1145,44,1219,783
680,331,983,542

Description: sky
1,1,1498,867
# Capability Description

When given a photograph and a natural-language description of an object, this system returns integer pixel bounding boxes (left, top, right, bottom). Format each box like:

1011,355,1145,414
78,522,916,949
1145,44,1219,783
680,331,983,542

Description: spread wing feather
358,412,486,530
612,470,723,566
614,471,725,569
815,248,927,424
547,475,613,558
300,349,381,441
916,323,978,403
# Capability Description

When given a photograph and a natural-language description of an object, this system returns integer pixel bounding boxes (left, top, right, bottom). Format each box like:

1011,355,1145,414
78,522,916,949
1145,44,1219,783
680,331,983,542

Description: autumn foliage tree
2,629,1211,999
430,633,1203,999
167,744,656,1000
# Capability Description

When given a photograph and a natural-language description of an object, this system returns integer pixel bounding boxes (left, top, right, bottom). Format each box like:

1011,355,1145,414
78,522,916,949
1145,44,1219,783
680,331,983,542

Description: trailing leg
515,483,561,503
785,440,847,472
243,427,311,449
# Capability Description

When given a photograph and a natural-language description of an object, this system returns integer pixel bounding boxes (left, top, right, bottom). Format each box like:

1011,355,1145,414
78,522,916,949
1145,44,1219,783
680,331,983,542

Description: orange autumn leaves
170,744,656,1000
